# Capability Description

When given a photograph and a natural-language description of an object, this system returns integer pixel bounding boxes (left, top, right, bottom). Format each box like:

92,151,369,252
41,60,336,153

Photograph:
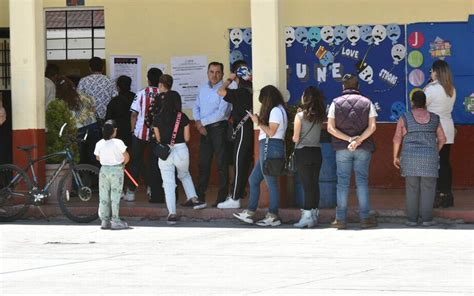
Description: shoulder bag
153,112,182,160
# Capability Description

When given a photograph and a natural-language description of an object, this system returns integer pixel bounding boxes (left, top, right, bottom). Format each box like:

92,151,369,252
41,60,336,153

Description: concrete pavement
1,220,473,295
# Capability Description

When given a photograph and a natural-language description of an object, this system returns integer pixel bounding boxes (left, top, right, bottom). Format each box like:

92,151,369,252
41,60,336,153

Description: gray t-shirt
295,111,322,149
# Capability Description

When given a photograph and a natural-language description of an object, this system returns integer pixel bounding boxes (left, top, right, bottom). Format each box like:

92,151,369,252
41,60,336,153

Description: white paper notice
109,55,142,93
147,64,167,74
171,56,208,111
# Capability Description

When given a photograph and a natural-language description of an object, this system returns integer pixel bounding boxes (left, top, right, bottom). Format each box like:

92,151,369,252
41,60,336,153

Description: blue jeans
247,139,284,215
335,149,372,221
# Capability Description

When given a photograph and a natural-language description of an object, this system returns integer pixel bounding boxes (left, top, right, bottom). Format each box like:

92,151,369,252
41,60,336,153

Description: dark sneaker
330,220,347,230
360,217,378,229
182,197,207,209
167,214,178,225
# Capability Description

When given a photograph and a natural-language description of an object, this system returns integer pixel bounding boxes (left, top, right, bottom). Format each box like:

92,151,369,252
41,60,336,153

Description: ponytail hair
103,120,116,140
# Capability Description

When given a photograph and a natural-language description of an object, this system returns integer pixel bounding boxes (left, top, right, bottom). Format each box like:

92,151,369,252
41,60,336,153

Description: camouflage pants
99,165,124,223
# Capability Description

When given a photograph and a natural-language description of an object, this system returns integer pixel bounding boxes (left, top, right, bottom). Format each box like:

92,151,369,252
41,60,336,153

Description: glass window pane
94,49,105,59
46,29,66,39
93,10,105,27
68,38,92,49
67,10,92,28
67,28,92,38
47,50,66,60
47,39,66,50
94,38,105,48
94,28,105,38
68,49,92,59
46,11,66,28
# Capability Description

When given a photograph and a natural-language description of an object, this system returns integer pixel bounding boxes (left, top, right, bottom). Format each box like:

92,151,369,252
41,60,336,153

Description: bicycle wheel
57,164,100,223
0,164,32,222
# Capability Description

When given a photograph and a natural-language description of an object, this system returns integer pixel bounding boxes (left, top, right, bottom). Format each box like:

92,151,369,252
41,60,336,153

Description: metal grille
0,38,10,91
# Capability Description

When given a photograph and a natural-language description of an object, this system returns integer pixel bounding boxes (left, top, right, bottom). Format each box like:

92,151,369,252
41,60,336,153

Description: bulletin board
407,17,474,125
285,24,407,122
228,28,253,70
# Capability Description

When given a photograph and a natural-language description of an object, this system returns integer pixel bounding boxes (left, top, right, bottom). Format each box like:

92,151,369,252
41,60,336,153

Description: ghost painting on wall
346,25,360,46
391,44,406,65
390,101,406,121
230,28,243,48
243,28,252,45
285,27,296,47
230,50,244,65
356,60,374,84
333,25,347,45
320,26,334,45
360,25,373,45
295,27,309,47
308,27,321,48
386,24,401,45
372,25,387,45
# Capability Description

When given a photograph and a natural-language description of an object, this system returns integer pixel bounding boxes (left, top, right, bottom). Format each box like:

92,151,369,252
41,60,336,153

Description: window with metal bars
45,9,105,60
0,37,10,91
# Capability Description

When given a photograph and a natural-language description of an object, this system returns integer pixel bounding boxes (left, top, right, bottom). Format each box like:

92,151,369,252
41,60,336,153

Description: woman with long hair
292,86,326,228
216,64,253,209
56,76,98,165
233,85,287,227
424,60,456,207
153,90,203,224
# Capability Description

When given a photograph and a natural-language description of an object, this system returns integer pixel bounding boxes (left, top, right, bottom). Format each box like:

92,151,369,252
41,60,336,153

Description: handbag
287,119,316,176
153,112,182,160
262,136,287,176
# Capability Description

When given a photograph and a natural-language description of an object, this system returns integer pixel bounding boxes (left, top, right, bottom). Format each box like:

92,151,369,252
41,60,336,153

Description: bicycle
0,123,100,223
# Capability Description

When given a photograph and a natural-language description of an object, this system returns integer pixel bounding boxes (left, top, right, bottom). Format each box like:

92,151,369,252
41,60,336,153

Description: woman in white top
424,60,456,208
233,85,288,227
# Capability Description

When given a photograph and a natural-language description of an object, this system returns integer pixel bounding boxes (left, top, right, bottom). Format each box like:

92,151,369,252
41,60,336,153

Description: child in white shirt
94,120,130,230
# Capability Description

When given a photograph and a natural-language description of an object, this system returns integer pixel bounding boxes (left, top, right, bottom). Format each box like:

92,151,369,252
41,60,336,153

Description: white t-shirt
258,105,288,140
424,81,456,144
94,138,127,166
327,102,378,118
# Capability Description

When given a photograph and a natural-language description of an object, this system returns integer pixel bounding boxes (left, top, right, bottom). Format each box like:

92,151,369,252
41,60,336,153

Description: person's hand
347,140,359,151
0,107,6,126
393,157,400,169
228,73,237,81
198,126,207,136
250,113,259,125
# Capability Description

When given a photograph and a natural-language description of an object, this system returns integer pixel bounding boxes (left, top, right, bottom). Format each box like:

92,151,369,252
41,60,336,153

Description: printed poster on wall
228,28,253,70
109,55,142,93
285,24,407,122
171,55,208,111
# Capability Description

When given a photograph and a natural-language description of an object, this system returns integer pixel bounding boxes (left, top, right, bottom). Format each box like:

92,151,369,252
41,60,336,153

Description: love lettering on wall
285,24,407,122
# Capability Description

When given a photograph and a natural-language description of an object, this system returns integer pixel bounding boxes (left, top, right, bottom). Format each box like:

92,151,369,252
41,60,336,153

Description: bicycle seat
17,145,37,152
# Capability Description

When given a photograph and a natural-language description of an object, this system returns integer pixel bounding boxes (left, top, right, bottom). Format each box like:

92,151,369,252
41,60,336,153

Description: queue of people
45,57,456,230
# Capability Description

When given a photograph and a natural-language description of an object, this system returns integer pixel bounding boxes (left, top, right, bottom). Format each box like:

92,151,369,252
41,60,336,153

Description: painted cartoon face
230,50,244,65
372,25,387,45
391,44,406,65
333,25,347,45
243,28,252,45
386,24,401,44
360,25,373,44
390,101,406,121
308,27,321,48
285,27,296,47
230,28,243,48
295,27,308,46
320,26,334,44
358,62,374,84
346,25,360,46
319,51,334,67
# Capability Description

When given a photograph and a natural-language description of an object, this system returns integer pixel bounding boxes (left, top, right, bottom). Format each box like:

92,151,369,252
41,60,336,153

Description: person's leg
159,155,177,215
109,166,124,223
196,133,214,202
211,124,229,204
247,157,264,212
438,144,452,194
173,145,198,200
148,146,165,203
420,177,437,222
353,149,372,220
263,139,284,215
98,167,111,222
127,136,145,192
296,148,314,210
405,176,421,223
335,150,353,221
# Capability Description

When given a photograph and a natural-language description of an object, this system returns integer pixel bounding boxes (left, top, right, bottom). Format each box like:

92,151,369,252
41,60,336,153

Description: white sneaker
422,221,437,227
233,209,255,224
405,221,418,227
120,191,125,200
146,186,151,197
311,208,320,224
294,209,315,228
123,190,135,202
217,197,241,209
100,220,111,230
256,213,281,227
111,220,129,230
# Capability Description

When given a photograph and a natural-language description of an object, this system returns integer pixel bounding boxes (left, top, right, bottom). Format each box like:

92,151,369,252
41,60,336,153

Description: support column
250,0,288,208
9,0,45,181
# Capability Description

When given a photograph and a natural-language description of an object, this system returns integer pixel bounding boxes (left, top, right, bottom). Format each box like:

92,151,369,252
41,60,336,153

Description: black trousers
438,144,452,194
295,146,322,210
230,124,253,200
78,123,101,167
127,135,164,202
197,121,229,203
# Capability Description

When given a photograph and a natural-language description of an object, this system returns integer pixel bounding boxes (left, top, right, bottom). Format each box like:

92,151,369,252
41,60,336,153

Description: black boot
441,192,454,208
